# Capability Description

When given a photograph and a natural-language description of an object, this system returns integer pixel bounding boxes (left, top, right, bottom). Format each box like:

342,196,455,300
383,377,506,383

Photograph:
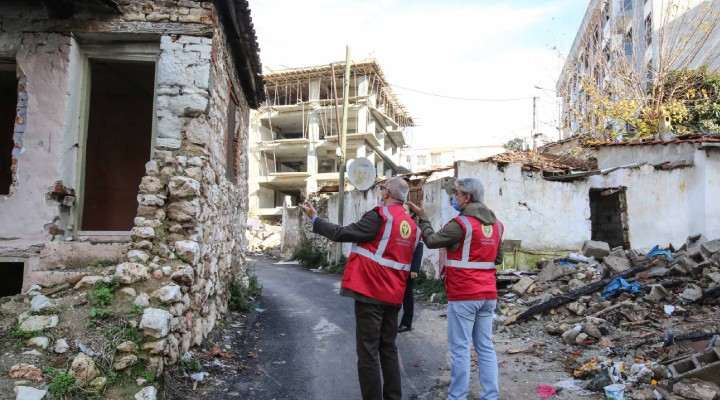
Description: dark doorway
589,187,629,248
0,262,24,297
81,60,155,231
0,64,17,195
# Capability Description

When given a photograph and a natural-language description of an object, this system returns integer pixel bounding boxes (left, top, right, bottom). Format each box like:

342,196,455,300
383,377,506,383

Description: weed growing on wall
228,271,262,312
414,270,447,304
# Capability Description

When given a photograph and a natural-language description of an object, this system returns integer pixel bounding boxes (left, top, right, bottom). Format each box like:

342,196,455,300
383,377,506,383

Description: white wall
457,153,716,251
597,143,697,169
0,34,73,251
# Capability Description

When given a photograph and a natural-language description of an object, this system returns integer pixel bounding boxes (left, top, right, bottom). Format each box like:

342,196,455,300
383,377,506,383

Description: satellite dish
347,157,376,190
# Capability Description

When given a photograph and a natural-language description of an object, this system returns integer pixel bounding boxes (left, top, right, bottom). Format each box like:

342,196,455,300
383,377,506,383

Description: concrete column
356,141,366,158
306,79,321,194
357,75,369,134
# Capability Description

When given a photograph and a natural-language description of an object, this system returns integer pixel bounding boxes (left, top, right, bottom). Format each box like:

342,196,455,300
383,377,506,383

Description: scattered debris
497,235,720,399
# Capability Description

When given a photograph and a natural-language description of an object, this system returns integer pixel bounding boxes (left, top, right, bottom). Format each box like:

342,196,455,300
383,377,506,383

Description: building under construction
248,59,414,219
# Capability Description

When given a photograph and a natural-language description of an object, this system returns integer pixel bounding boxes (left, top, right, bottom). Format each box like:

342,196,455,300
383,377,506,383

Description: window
645,14,652,46
0,63,17,195
226,92,239,183
0,261,24,297
624,29,633,58
417,155,427,166
431,154,441,166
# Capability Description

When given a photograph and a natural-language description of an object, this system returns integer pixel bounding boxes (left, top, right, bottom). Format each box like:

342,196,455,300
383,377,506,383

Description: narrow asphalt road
192,258,596,400
211,257,450,399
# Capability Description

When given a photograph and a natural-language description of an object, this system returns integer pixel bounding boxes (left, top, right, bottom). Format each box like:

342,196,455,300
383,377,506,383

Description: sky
249,0,589,148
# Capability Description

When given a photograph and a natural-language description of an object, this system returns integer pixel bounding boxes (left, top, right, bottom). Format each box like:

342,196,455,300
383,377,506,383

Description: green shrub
48,372,76,397
414,270,447,304
291,238,328,268
89,287,113,307
325,255,347,275
89,308,112,320
228,271,263,312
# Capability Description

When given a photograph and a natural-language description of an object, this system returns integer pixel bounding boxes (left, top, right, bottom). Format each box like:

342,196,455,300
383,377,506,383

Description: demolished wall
457,146,720,250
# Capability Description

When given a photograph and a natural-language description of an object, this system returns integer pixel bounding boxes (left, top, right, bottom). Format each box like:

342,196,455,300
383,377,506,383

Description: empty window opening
226,92,238,183
81,60,155,231
590,187,629,249
0,63,18,195
0,262,24,297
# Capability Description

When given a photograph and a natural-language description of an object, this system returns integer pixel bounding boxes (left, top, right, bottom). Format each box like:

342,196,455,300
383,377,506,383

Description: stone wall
0,0,253,375
120,19,251,373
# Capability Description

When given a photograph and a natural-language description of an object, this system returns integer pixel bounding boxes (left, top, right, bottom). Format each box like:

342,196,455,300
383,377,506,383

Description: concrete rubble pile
498,235,720,400
245,223,282,254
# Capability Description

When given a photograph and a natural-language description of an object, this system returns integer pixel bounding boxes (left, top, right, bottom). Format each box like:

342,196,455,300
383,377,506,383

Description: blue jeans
447,300,498,400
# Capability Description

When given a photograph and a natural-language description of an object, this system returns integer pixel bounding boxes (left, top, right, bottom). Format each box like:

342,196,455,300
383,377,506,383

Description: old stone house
0,0,263,316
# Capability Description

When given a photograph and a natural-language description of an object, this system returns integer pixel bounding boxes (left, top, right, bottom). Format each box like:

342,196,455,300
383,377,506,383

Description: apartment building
557,0,720,138
399,145,504,172
248,60,413,219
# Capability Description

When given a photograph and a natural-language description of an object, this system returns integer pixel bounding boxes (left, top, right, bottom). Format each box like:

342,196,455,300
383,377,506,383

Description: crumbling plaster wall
457,157,713,251
596,143,698,169
0,33,73,256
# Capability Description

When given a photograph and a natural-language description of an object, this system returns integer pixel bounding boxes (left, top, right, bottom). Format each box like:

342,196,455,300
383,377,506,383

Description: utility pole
531,96,538,151
337,46,351,261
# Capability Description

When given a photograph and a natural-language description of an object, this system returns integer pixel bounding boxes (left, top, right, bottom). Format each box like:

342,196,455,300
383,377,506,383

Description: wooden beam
18,19,214,36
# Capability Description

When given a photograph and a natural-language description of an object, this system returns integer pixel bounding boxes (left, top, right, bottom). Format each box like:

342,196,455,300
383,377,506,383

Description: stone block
14,386,47,400
167,199,200,222
70,353,99,386
115,262,149,284
511,276,534,295
18,315,58,332
701,239,720,258
139,308,172,338
169,176,201,198
538,261,565,282
603,256,630,273
156,137,181,150
152,285,182,303
582,240,610,259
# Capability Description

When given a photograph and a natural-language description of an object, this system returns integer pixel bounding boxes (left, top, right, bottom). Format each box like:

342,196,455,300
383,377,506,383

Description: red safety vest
443,215,503,301
342,204,421,305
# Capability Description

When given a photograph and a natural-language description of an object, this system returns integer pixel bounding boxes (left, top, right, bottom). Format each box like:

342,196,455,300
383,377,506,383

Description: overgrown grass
414,270,447,304
89,287,113,307
291,238,328,268
228,271,263,312
47,370,77,397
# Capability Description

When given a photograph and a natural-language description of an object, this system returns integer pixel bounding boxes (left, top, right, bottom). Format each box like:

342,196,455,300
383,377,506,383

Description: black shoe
397,324,412,333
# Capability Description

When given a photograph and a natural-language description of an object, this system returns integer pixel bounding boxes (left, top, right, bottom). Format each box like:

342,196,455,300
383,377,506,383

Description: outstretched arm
299,202,381,243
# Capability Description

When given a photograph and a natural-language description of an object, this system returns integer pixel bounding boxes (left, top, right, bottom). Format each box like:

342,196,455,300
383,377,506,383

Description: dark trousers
399,277,414,327
354,300,402,400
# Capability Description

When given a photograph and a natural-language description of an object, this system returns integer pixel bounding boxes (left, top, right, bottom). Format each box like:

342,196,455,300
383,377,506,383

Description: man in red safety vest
299,176,420,400
408,177,504,400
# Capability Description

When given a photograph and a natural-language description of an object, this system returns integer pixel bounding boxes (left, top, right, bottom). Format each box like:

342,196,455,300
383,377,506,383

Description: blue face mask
452,197,463,212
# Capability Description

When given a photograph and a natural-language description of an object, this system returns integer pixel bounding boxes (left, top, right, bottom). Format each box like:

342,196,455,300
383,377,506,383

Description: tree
558,0,720,139
503,137,526,151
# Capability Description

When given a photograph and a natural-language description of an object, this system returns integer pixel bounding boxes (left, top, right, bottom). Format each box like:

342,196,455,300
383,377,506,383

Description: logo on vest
399,220,412,239
482,225,493,238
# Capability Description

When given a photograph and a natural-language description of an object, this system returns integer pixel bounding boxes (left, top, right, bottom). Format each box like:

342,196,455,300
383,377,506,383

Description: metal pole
337,46,351,261
532,96,537,151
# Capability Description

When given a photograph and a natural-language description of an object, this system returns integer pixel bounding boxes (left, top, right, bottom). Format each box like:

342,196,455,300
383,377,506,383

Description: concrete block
603,256,630,273
701,239,720,258
511,276,534,295
582,240,610,259
669,348,720,385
